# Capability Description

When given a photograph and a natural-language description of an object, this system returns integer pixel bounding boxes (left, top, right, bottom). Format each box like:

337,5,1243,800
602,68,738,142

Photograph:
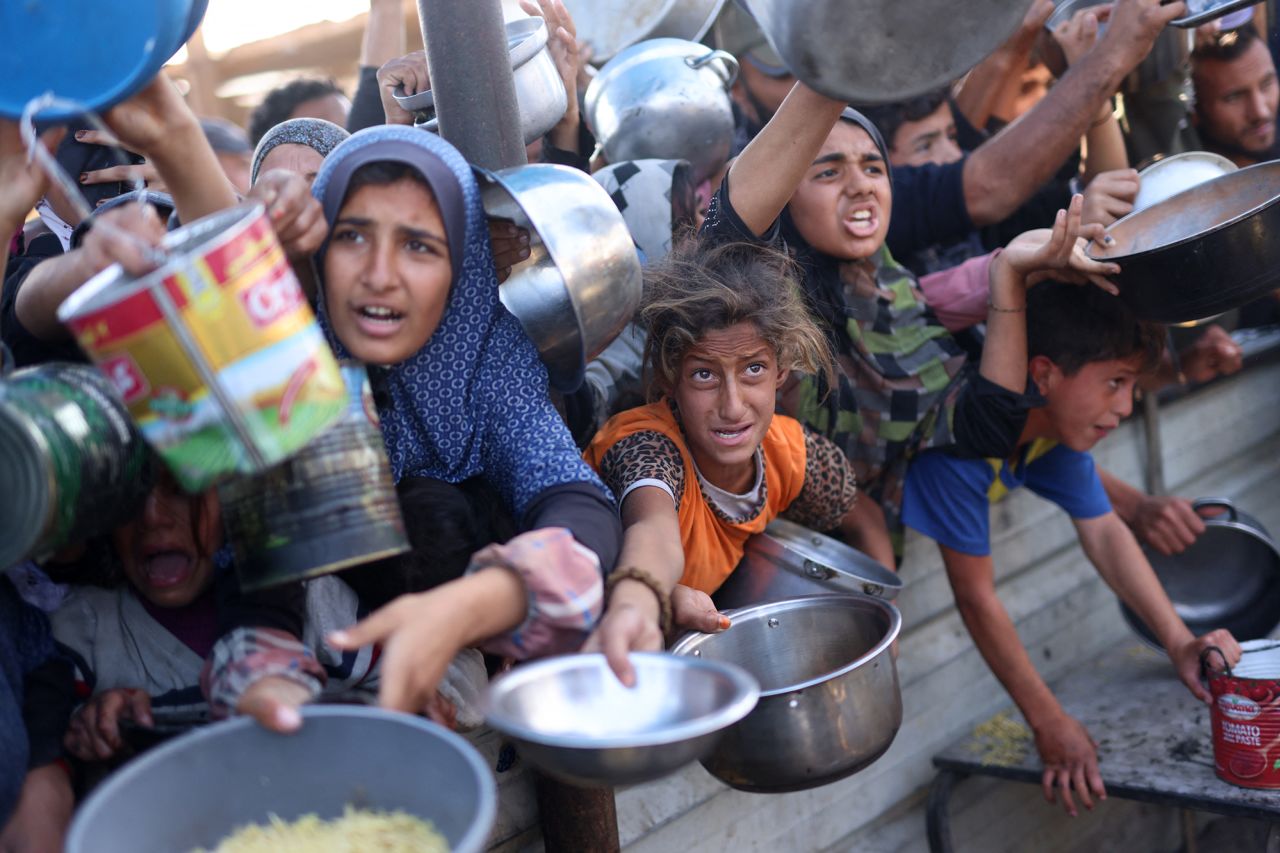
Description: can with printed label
218,363,409,591
57,203,346,492
1207,640,1280,788
0,362,153,567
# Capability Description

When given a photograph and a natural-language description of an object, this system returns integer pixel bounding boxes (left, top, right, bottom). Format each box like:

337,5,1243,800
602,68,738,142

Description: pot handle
1192,496,1238,522
1200,645,1233,678
687,50,740,90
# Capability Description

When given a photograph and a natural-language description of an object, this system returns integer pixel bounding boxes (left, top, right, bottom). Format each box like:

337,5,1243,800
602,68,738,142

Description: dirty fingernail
79,172,88,183
75,130,88,141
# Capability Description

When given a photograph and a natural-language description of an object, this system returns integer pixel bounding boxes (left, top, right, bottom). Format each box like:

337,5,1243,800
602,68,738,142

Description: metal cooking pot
565,0,728,65
741,0,1030,104
585,39,738,184
671,593,902,792
66,707,496,853
1122,498,1280,648
1041,0,1190,91
1088,161,1280,324
479,163,643,392
713,518,901,611
394,17,566,146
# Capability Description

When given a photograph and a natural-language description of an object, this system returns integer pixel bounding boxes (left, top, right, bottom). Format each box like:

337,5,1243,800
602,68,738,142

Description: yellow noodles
195,805,449,853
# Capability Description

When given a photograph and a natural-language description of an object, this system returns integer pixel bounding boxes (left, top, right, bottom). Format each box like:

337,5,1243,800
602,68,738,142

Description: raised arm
725,82,848,237
953,0,1055,131
962,0,1185,226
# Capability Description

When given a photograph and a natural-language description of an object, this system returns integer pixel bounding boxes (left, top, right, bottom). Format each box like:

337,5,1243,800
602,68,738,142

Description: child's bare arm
724,82,847,238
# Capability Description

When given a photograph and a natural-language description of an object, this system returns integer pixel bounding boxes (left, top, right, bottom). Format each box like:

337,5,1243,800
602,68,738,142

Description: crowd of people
3,0,1278,847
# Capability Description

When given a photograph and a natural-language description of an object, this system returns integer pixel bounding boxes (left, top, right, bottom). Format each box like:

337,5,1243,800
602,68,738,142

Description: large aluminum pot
566,0,728,64
480,164,643,392
585,39,739,184
1088,160,1280,323
394,17,566,145
1122,498,1280,648
671,594,902,792
742,0,1030,104
713,518,901,611
66,707,496,853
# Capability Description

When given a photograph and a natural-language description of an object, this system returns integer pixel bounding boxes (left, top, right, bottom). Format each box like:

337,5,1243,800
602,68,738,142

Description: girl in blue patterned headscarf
312,126,619,713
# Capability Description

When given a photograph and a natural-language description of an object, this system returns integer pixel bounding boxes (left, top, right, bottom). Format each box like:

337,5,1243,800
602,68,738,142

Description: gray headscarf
250,118,350,184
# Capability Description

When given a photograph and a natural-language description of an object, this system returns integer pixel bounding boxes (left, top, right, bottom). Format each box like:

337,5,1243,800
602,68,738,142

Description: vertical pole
416,0,527,170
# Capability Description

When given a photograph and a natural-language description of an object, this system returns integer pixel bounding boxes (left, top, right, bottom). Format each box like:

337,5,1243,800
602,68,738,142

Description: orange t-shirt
584,401,809,594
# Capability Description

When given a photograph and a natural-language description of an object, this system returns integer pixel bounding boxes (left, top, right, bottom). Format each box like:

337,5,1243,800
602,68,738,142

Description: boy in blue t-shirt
902,281,1242,819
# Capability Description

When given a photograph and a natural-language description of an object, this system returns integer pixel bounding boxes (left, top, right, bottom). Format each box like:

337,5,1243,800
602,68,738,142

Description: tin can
218,363,410,591
0,362,153,567
1206,640,1280,788
57,203,346,493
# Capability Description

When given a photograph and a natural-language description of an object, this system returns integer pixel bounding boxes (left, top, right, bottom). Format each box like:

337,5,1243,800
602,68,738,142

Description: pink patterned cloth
918,252,994,333
201,627,327,719
468,527,604,660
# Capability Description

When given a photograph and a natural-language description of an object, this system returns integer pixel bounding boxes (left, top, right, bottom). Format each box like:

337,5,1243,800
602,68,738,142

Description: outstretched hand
1034,712,1106,817
0,120,60,237
1001,194,1119,293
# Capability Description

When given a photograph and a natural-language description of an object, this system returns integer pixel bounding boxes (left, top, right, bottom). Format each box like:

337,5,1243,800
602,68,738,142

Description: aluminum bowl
484,652,759,787
66,707,496,853
564,0,727,64
480,163,643,392
1088,160,1280,323
1134,151,1237,214
671,594,902,792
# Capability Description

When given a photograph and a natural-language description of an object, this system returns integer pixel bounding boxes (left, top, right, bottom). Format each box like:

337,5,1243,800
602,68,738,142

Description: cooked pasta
195,805,449,853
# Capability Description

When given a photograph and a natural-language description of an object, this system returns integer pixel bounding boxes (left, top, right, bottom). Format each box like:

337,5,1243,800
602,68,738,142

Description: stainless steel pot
585,39,738,184
393,17,566,145
742,0,1030,104
479,164,643,392
565,0,728,65
670,593,902,792
1089,161,1280,323
712,518,901,611
1123,498,1280,648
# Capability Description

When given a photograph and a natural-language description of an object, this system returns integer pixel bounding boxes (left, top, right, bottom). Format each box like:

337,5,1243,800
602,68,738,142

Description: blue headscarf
311,126,611,518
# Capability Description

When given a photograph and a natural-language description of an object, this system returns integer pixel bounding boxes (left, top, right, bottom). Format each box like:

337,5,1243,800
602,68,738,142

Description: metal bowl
1088,160,1280,323
1122,498,1280,648
712,518,902,611
480,163,643,392
484,652,759,787
742,0,1028,104
1134,151,1238,214
66,706,496,853
564,0,727,64
671,594,902,792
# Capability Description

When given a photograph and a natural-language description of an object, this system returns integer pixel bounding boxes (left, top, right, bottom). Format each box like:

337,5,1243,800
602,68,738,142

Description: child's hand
582,579,665,688
236,675,311,734
0,121,61,237
64,688,152,761
1001,194,1119,294
671,584,730,635
1173,628,1242,704
79,201,167,278
249,170,328,259
1081,168,1138,227
1033,711,1106,817
329,589,471,714
488,218,530,283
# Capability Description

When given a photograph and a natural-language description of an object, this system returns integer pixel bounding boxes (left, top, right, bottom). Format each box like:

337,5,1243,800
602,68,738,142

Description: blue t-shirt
901,439,1112,556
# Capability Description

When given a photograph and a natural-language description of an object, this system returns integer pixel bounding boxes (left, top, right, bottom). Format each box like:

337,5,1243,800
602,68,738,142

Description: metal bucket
57,203,347,493
1205,641,1280,789
712,518,901,610
0,363,153,567
218,363,409,591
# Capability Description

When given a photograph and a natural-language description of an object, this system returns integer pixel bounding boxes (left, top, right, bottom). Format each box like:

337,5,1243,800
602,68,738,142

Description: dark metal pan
1122,498,1280,648
1088,161,1280,323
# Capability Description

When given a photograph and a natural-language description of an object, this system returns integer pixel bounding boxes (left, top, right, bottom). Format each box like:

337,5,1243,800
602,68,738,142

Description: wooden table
927,644,1280,852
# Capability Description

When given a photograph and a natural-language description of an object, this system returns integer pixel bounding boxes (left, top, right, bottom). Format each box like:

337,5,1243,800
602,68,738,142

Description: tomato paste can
56,203,346,493
0,362,153,567
1207,640,1280,788
217,363,410,591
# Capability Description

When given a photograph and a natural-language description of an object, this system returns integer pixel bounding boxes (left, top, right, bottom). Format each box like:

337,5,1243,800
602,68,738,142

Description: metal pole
416,0,527,170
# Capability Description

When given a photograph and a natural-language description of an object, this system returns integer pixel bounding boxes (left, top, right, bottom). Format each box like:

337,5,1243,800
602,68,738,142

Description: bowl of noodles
65,706,495,853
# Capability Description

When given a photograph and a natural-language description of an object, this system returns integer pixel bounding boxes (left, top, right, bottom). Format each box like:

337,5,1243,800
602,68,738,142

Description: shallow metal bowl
480,164,643,392
564,0,727,64
1134,151,1237,214
66,707,496,853
1089,160,1280,323
671,594,902,792
484,652,759,787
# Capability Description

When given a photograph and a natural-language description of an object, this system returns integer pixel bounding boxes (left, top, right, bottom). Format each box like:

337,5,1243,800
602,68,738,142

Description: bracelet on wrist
605,567,672,635
987,297,1027,313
